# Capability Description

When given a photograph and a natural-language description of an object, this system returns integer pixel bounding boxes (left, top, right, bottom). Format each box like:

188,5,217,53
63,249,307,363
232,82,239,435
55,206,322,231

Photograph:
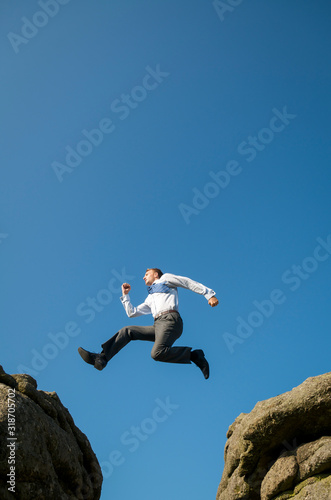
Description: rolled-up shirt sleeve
120,295,152,317
163,273,216,301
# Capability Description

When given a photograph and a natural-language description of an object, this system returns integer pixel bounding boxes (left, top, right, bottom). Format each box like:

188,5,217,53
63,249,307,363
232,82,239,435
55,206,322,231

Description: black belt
154,309,178,320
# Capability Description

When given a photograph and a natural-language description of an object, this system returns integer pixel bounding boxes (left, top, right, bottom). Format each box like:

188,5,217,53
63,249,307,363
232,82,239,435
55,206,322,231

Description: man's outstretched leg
78,325,155,371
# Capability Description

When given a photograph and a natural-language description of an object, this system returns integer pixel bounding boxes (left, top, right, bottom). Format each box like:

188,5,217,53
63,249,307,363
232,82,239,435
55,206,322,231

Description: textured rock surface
0,365,102,499
216,372,331,499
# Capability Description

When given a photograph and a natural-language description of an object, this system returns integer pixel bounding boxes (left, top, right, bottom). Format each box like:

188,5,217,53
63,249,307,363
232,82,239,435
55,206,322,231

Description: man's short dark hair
146,268,163,278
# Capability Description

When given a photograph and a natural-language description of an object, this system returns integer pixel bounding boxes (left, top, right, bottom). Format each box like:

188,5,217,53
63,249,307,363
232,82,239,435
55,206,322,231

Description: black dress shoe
191,349,210,379
94,354,107,371
78,347,108,371
78,347,97,365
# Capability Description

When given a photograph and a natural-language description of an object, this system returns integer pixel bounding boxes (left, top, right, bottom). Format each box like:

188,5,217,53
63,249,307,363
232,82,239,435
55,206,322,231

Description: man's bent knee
117,326,131,339
151,348,168,362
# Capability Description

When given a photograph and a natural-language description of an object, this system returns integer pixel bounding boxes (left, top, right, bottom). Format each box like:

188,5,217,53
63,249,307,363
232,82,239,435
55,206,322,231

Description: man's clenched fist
208,296,219,307
122,283,131,295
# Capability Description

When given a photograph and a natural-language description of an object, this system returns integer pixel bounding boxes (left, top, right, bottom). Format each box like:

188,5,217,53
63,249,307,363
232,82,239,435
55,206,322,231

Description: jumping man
78,268,219,379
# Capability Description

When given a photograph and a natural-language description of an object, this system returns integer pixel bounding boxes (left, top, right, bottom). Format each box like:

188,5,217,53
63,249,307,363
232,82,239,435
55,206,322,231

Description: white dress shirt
120,273,216,319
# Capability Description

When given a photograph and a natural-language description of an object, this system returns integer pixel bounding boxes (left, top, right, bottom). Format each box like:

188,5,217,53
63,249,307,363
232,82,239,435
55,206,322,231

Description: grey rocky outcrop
217,372,331,499
0,365,102,499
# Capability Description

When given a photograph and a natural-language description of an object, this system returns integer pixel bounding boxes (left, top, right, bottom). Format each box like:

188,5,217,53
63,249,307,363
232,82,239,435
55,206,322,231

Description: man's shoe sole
201,359,210,379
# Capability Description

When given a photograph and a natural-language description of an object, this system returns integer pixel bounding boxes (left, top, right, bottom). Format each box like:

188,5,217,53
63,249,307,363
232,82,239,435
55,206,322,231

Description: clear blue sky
1,1,331,499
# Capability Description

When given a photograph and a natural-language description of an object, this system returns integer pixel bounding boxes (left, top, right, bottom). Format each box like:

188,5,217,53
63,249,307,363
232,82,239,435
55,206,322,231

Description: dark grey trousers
101,311,192,364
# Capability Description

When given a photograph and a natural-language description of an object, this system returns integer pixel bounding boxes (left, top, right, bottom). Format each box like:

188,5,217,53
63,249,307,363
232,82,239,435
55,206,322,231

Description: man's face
143,269,159,286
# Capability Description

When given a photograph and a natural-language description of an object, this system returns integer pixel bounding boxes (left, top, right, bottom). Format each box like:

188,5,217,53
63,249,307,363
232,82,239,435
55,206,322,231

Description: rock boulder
0,366,102,499
216,372,331,499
